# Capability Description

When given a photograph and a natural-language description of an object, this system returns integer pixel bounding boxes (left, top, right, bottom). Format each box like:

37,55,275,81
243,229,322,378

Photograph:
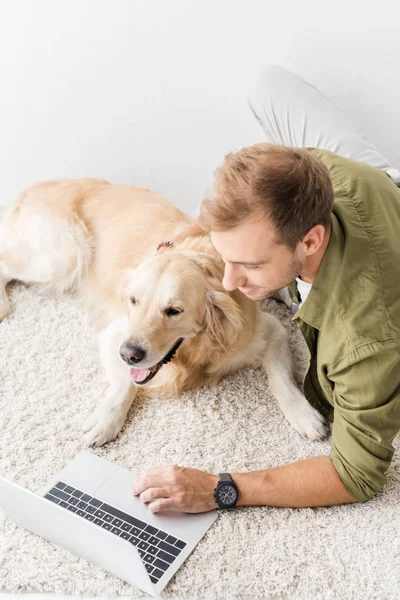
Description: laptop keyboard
44,481,187,585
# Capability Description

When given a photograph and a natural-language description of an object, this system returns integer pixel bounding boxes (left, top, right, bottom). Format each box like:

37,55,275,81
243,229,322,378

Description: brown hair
199,143,334,250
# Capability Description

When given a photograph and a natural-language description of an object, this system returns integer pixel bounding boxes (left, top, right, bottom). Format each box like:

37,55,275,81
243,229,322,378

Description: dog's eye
130,297,137,305
165,307,183,317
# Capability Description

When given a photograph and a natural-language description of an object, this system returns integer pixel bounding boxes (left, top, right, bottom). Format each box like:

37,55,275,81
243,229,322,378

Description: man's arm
133,344,399,513
132,455,356,514
233,456,356,508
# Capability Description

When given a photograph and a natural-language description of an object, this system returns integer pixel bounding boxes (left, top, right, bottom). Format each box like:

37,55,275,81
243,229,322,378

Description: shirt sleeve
329,340,400,502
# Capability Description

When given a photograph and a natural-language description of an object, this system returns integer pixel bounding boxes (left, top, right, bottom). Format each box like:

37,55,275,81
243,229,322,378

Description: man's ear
204,287,243,351
120,268,137,302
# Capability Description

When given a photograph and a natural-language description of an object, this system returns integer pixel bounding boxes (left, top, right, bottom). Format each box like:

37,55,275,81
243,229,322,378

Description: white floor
0,592,141,600
1,596,122,599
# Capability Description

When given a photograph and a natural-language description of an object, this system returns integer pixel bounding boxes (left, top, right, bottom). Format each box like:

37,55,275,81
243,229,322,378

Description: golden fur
0,180,326,445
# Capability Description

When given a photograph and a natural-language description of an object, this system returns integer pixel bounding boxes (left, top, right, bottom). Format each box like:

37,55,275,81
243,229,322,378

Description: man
133,64,400,513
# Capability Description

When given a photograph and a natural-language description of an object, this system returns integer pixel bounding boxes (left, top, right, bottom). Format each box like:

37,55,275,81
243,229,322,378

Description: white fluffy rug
0,284,399,599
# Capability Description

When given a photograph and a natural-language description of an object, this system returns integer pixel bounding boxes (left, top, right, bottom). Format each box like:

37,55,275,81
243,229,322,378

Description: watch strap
219,473,233,482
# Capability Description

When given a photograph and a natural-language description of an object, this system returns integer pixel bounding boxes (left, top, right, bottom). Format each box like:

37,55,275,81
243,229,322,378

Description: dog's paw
83,409,126,447
285,399,328,441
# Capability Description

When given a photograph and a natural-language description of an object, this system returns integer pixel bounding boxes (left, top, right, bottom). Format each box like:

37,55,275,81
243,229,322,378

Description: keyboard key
111,527,122,536
145,564,153,574
67,505,77,513
155,530,168,540
157,550,175,564
76,509,86,517
150,576,158,584
89,498,103,508
94,509,105,519
138,540,149,551
175,539,187,550
112,518,123,528
121,522,132,532
145,525,158,535
59,501,69,508
100,503,146,529
84,513,94,522
130,527,141,537
103,514,113,523
144,554,155,564
139,531,150,541
158,541,180,557
55,482,67,490
166,535,177,545
94,518,103,526
148,536,159,545
120,531,131,540
81,494,92,503
138,549,145,558
45,494,60,504
152,567,164,579
153,558,170,571
72,490,83,498
148,546,158,556
64,485,75,494
69,496,79,506
77,501,88,510
101,522,112,530
85,505,96,514
129,536,140,546
48,488,70,502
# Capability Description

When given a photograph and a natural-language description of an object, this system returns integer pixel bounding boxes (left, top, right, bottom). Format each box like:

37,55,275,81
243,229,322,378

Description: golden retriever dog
0,179,326,446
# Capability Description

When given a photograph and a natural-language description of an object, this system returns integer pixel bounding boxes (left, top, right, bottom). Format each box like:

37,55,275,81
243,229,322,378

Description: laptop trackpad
95,466,212,542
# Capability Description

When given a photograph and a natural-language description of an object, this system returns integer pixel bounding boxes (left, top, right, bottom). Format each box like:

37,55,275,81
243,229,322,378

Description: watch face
217,483,238,507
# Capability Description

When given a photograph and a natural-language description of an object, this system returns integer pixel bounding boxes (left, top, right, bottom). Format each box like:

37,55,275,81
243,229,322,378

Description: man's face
210,217,304,301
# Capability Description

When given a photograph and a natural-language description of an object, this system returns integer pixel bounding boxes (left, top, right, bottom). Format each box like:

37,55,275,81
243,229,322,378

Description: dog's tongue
130,368,151,383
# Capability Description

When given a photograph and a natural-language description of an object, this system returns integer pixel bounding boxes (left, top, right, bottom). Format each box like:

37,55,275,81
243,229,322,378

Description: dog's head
120,246,244,386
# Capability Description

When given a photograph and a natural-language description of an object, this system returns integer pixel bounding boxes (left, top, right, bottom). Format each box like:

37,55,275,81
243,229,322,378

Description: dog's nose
119,343,147,365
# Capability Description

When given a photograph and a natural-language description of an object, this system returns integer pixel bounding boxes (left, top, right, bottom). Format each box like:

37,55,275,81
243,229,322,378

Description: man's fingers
133,473,159,495
148,498,176,514
133,465,180,495
139,487,167,504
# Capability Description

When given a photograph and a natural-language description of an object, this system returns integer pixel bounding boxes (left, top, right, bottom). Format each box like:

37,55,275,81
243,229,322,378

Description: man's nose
222,263,245,291
119,342,147,365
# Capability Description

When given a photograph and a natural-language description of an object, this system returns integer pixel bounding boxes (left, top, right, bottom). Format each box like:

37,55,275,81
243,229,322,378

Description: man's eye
130,297,137,305
245,265,260,270
165,307,183,317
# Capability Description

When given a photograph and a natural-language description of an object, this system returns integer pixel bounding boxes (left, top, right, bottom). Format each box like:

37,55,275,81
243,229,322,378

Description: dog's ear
120,268,137,302
204,286,243,351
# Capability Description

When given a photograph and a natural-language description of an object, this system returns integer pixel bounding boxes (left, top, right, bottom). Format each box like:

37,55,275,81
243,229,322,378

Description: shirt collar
291,213,344,330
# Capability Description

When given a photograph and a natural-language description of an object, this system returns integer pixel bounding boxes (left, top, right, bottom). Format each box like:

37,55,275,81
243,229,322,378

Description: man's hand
132,465,218,513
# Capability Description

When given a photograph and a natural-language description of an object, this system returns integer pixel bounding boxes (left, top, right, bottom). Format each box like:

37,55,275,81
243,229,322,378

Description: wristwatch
213,473,238,509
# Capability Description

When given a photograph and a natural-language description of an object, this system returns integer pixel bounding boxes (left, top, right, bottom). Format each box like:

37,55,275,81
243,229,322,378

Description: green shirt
288,149,400,502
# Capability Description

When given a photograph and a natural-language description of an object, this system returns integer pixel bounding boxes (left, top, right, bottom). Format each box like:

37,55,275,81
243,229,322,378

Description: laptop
0,450,218,596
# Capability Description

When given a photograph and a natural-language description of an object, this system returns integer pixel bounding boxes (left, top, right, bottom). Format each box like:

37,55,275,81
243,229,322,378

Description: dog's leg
0,196,91,321
0,255,12,321
0,278,11,321
261,312,327,440
83,316,137,446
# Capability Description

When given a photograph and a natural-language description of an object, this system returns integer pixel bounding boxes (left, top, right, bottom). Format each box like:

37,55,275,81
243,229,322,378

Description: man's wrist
231,471,266,507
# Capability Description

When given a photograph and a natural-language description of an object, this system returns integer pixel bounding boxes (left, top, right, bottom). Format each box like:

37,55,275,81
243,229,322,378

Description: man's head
199,143,334,301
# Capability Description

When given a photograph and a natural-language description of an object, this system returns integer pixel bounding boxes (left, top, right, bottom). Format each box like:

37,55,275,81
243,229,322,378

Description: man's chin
239,288,273,301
